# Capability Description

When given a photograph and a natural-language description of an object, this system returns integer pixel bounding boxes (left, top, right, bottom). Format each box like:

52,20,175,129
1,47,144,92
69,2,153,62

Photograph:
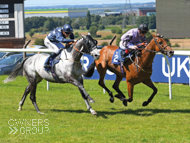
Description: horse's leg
112,75,127,106
126,81,134,105
142,79,158,106
67,75,96,115
97,63,114,103
29,82,44,114
77,76,97,115
18,84,30,111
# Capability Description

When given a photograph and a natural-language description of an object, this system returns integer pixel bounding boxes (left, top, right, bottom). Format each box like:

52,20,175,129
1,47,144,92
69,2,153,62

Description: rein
129,53,152,73
128,36,169,73
62,39,97,63
73,42,89,55
60,48,81,63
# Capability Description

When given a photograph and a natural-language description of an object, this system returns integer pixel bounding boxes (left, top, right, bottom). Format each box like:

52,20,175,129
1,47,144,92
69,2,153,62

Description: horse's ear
152,34,156,38
80,34,86,39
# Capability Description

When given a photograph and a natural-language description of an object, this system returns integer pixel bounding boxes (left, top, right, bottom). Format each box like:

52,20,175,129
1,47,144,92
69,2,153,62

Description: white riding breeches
44,37,65,54
119,41,126,50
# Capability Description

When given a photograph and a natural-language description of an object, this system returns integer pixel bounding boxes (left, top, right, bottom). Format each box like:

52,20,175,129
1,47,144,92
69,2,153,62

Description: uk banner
82,54,190,84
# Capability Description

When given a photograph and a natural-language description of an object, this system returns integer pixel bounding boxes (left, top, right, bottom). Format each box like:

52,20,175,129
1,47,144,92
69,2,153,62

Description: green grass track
0,75,190,142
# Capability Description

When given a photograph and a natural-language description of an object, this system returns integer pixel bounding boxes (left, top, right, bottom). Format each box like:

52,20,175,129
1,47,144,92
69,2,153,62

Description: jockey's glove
141,42,146,47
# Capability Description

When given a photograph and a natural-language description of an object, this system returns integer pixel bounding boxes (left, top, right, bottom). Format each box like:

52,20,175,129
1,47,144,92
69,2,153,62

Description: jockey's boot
44,53,57,68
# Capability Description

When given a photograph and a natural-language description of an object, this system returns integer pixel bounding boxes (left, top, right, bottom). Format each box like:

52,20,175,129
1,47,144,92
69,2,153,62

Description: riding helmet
62,24,73,33
138,23,149,33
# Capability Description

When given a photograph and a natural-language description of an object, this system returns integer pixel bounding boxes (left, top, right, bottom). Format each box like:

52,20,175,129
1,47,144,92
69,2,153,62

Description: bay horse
4,34,100,115
83,34,174,106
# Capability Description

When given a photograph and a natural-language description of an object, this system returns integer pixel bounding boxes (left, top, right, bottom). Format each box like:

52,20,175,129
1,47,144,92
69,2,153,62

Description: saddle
44,50,63,82
44,53,61,72
111,48,142,76
111,48,134,65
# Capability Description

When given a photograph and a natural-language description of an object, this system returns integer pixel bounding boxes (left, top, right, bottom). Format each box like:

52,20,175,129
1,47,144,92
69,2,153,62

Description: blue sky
25,0,155,7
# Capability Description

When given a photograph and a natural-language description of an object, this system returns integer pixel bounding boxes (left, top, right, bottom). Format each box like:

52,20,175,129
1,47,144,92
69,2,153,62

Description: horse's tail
83,61,96,78
4,57,29,83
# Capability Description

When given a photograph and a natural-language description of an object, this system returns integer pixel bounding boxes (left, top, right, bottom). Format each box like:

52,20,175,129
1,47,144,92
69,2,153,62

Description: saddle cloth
111,48,131,65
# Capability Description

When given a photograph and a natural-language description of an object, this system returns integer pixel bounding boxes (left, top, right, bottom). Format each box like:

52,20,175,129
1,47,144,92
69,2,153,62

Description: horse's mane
86,35,94,41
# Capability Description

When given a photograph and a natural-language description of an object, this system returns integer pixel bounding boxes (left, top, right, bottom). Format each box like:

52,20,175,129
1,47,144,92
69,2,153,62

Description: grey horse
4,34,100,115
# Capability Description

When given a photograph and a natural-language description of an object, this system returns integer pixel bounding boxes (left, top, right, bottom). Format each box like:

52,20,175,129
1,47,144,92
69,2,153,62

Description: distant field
26,27,190,49
0,75,190,142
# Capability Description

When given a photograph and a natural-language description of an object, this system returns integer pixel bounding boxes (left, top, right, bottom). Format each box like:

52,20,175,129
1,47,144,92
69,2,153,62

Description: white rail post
189,56,190,86
47,81,49,91
163,55,172,99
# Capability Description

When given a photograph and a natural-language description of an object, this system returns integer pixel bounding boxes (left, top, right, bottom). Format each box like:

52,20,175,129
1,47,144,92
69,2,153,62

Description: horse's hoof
90,109,97,115
109,97,114,103
142,101,149,106
123,100,127,106
114,94,122,99
18,106,22,111
89,99,95,103
38,111,45,114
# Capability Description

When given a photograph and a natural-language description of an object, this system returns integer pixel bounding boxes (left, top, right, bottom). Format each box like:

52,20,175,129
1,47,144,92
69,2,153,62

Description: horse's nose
170,51,174,56
95,54,100,59
168,51,174,57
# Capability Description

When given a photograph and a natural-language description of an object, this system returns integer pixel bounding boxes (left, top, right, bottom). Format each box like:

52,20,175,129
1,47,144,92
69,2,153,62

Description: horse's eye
86,40,89,44
159,42,162,44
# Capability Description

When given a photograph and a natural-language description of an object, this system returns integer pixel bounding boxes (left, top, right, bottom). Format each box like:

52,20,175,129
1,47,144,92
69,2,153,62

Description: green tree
29,30,34,37
116,29,122,34
63,17,72,25
104,10,111,12
86,10,91,30
78,17,86,27
74,32,80,39
98,24,105,30
101,42,108,46
71,22,80,29
100,17,108,26
34,38,44,46
24,16,47,32
91,22,98,27
145,32,153,43
89,26,98,37
111,28,117,33
43,19,55,31
142,16,149,26
116,35,122,46
137,16,149,28
148,15,156,29
136,16,145,27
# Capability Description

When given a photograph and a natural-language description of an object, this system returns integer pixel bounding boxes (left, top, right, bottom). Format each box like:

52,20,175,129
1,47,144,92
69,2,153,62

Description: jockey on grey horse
44,24,75,68
4,33,100,115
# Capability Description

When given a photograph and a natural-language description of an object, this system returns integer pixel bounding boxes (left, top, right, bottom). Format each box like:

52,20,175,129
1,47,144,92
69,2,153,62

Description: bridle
61,37,98,63
141,36,169,54
153,37,169,53
73,38,97,55
129,36,170,73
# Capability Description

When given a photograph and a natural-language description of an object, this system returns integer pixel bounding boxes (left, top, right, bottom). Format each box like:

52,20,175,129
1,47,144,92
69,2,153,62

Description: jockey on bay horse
119,23,149,62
